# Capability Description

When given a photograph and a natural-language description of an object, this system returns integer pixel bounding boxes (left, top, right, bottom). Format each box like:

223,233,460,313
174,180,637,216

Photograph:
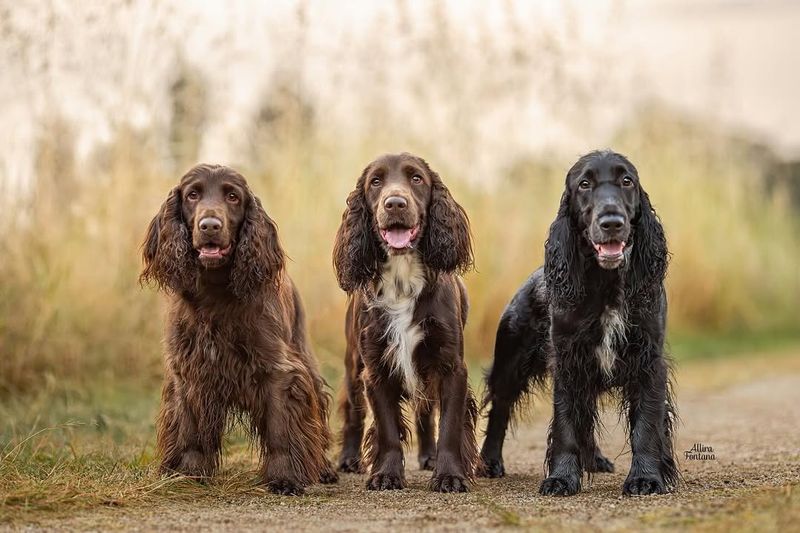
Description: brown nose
199,216,222,234
384,196,408,211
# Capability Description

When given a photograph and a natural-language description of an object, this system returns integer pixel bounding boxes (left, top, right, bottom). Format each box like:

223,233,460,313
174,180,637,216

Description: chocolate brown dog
141,164,337,495
333,153,478,492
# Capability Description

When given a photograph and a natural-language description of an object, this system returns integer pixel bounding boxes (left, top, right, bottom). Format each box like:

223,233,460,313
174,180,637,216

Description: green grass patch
668,329,800,361
0,383,281,524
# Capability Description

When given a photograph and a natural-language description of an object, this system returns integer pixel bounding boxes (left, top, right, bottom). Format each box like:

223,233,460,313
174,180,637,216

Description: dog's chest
373,254,426,394
595,306,626,376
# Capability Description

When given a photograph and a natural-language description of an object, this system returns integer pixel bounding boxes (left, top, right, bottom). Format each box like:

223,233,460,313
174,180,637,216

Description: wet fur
480,151,678,495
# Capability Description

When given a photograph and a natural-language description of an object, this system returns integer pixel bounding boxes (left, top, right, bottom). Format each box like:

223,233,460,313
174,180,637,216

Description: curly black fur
480,150,679,496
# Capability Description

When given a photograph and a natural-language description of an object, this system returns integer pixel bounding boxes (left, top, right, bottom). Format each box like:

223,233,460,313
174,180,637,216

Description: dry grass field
1,2,799,531
2,349,799,530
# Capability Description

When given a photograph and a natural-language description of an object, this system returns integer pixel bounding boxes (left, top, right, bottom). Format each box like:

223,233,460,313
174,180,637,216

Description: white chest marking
373,254,426,394
596,307,626,376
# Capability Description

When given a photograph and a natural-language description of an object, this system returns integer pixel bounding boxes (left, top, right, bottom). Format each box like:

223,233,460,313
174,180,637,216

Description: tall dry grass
1,3,799,397
1,103,798,397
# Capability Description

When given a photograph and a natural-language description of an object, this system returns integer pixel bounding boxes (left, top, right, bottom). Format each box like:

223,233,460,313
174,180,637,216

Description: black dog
479,150,678,496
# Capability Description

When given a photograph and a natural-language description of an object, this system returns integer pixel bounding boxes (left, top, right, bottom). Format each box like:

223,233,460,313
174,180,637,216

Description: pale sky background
1,0,798,189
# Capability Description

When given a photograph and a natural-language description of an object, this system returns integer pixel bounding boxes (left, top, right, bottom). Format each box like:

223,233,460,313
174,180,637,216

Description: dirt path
23,354,800,531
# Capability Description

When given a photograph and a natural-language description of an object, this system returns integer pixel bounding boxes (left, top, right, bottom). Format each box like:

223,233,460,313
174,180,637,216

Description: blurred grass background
2,105,798,397
1,0,799,522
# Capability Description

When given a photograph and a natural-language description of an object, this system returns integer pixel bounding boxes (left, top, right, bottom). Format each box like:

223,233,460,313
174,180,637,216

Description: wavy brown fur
333,153,478,493
142,164,336,495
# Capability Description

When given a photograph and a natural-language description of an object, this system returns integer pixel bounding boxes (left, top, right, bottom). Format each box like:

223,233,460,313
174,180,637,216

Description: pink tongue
598,242,624,256
200,245,221,257
382,228,415,249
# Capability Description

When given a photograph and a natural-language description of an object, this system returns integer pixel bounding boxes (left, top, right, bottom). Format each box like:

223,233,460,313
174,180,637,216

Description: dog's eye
411,174,423,184
370,176,381,187
226,192,239,203
621,176,633,187
578,180,591,190
186,190,199,201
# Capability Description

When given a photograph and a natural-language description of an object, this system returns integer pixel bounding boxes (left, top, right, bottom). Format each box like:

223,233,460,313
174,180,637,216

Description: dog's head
333,153,473,291
545,150,667,303
140,164,285,298
563,150,643,269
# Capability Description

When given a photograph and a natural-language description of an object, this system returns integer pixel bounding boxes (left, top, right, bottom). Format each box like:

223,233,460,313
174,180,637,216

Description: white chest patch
373,253,426,395
596,307,626,376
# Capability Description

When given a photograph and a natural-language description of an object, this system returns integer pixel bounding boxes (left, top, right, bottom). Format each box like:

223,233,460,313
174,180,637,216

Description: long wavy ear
544,189,583,306
628,186,668,297
418,164,474,274
231,193,286,298
332,170,384,292
140,187,195,292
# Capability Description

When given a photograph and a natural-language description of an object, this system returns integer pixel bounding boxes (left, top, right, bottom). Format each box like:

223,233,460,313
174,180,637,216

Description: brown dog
333,153,478,492
141,163,336,495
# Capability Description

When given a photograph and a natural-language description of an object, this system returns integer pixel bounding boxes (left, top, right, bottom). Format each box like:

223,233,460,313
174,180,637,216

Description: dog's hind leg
479,312,548,478
588,444,616,473
416,401,437,470
337,342,367,473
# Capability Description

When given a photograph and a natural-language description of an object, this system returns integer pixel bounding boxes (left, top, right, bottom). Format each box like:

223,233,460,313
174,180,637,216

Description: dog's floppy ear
333,168,385,292
544,184,584,306
140,186,195,292
628,185,668,297
231,191,286,298
418,162,474,274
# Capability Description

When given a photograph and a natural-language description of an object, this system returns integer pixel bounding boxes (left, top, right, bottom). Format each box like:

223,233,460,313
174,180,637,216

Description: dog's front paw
589,454,615,473
366,472,406,491
319,462,339,484
477,456,505,478
539,476,580,496
337,455,362,473
267,478,305,496
418,454,436,471
172,450,213,480
623,475,666,496
430,473,469,493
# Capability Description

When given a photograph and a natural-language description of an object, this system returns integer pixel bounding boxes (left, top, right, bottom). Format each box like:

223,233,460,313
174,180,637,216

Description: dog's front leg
622,354,677,496
430,358,476,493
364,374,407,490
157,372,225,479
253,361,329,496
337,344,367,473
540,349,599,496
416,401,437,471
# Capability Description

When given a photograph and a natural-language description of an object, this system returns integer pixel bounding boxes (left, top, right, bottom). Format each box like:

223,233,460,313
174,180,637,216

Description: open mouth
380,225,420,250
592,240,626,261
197,243,232,260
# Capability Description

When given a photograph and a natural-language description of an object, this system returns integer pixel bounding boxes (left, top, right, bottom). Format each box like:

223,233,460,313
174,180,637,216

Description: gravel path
23,353,800,531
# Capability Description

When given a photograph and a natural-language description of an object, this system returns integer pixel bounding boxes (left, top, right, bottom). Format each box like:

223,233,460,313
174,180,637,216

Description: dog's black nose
384,196,408,211
598,214,625,232
199,217,222,234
